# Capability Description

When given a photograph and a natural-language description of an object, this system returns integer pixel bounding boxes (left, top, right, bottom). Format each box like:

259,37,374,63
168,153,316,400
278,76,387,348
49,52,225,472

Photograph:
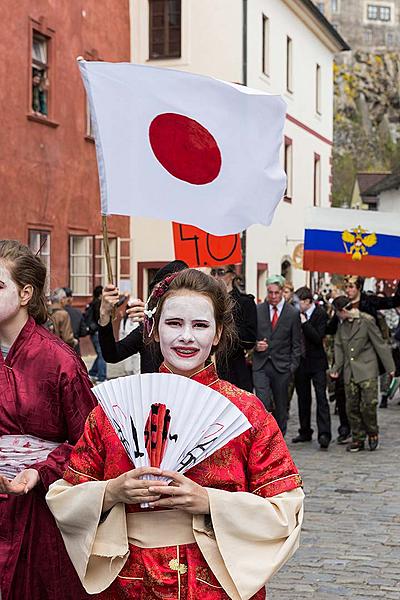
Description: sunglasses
211,268,234,277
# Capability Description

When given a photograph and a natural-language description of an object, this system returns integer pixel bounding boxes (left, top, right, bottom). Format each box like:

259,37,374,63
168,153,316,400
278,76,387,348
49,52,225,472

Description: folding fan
93,373,251,483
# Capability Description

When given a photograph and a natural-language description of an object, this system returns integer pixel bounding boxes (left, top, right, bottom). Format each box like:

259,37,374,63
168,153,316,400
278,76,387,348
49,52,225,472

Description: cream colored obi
127,509,197,548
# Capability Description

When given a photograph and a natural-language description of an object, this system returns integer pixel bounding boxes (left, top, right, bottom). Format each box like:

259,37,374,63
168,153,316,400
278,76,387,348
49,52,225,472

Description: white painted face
0,262,20,324
157,292,221,376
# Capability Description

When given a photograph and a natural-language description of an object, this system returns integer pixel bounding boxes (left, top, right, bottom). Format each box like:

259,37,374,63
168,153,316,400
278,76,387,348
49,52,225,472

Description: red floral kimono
62,363,302,600
0,317,96,600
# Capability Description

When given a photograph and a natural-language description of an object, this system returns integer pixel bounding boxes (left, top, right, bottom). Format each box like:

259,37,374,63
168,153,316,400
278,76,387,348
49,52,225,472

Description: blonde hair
283,281,294,292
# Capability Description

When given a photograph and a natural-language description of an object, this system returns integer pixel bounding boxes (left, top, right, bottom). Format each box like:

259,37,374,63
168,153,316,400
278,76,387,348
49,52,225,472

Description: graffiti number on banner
172,223,242,268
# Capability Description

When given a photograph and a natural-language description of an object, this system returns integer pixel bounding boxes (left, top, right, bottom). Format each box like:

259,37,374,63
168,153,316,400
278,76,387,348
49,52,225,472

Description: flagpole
102,214,117,320
101,215,114,284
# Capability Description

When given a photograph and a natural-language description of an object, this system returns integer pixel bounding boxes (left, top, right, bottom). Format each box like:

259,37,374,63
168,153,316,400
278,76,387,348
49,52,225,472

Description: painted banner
304,207,400,278
172,223,242,268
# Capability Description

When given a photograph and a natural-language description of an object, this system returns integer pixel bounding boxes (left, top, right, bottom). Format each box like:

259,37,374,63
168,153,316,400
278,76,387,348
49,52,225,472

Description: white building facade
129,0,348,299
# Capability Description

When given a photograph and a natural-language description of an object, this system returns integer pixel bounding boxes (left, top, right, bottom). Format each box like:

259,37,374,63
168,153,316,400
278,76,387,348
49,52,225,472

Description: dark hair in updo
146,268,237,363
0,240,48,324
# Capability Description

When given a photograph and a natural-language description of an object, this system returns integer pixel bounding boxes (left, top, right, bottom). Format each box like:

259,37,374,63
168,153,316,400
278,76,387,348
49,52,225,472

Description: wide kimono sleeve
46,406,130,594
34,369,97,490
193,412,304,600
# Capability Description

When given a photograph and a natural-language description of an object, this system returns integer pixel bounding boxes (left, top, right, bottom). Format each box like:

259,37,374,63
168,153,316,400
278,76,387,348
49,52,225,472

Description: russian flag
304,207,400,279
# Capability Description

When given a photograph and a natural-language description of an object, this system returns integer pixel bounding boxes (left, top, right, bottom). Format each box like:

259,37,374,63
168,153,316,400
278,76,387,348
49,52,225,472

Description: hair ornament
143,272,181,337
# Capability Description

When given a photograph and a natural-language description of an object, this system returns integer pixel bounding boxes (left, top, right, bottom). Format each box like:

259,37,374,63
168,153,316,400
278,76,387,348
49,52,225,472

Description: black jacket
299,304,328,373
217,287,257,392
98,321,162,373
253,301,302,375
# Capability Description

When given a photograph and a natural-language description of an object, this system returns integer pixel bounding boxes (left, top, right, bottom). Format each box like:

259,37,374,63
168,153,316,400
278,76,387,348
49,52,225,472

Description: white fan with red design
92,373,251,475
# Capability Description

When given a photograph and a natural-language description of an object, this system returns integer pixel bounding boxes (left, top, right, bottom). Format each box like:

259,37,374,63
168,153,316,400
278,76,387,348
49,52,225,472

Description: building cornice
282,0,350,52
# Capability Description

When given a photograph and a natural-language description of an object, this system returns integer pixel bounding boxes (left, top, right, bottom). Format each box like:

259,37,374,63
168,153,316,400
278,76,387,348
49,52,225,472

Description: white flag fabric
79,60,287,235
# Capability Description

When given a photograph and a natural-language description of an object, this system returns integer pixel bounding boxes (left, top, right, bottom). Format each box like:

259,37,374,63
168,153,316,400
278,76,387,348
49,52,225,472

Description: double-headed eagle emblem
342,225,377,261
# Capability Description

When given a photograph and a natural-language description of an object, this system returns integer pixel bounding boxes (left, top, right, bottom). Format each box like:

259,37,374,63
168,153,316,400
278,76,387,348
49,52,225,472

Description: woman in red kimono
0,240,96,600
48,269,304,600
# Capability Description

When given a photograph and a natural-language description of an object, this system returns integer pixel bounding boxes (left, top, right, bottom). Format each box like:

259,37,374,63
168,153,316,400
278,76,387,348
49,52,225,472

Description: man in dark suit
292,287,331,449
253,275,302,435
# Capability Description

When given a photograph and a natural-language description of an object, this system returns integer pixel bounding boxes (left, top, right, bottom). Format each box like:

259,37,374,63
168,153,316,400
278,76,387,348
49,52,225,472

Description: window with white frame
379,5,391,20
262,15,270,76
69,235,93,296
29,230,51,293
316,64,322,115
367,4,392,21
286,36,293,93
94,237,117,288
69,235,128,295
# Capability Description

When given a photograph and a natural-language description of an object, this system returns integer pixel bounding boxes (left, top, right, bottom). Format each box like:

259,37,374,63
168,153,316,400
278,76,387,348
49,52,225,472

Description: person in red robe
0,240,96,600
48,269,304,600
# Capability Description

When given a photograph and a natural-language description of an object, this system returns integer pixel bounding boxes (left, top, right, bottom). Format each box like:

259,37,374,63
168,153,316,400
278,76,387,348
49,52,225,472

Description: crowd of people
94,264,400,453
11,257,400,454
0,239,399,599
43,263,400,456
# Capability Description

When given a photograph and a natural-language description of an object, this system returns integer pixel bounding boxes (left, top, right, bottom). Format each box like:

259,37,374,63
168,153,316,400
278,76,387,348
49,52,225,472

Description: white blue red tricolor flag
78,60,287,236
304,207,400,279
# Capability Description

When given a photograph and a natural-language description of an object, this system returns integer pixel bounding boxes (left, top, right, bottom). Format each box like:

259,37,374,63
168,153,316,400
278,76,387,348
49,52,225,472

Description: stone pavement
268,393,400,600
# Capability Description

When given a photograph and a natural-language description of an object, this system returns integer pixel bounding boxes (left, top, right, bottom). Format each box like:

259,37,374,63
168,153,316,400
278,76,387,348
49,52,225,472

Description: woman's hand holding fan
103,466,169,512
148,470,210,514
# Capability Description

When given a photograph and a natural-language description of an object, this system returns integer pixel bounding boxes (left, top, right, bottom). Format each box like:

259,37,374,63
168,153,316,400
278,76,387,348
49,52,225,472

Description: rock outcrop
333,51,400,204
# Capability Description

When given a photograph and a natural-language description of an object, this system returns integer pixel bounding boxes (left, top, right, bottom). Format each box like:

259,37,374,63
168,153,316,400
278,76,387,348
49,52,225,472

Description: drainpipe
241,0,247,288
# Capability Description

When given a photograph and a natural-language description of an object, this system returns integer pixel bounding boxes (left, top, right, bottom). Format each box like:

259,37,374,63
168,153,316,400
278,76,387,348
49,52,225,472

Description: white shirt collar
305,303,316,320
269,298,285,318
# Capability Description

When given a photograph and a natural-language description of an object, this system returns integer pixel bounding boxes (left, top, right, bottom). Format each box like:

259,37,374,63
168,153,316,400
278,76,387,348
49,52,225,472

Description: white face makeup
158,292,220,376
0,262,20,324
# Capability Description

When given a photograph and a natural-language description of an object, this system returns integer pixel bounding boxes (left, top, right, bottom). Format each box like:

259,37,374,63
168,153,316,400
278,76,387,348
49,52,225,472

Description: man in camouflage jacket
331,297,395,452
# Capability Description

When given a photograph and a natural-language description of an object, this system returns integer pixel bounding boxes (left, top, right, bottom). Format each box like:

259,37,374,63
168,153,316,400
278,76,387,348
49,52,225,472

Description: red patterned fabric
0,317,97,600
65,362,302,599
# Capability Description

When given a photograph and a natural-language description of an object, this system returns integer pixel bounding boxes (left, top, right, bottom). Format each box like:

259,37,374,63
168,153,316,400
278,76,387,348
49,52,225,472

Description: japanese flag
79,60,287,236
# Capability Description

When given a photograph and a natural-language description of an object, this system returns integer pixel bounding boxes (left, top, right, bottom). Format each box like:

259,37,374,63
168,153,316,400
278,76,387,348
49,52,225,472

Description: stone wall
313,0,400,50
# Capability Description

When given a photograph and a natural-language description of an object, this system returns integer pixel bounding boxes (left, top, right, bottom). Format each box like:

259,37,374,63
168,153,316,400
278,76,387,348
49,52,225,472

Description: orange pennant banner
172,223,242,268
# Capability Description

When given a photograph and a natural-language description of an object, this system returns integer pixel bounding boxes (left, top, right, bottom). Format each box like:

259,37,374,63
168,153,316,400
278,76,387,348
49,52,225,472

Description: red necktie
271,306,279,329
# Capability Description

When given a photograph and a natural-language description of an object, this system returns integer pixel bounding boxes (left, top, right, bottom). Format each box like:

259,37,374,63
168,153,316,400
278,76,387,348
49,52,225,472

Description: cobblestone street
269,393,400,600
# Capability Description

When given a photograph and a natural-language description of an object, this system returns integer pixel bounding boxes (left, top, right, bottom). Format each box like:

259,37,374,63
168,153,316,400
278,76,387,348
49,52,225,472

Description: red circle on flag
149,113,222,185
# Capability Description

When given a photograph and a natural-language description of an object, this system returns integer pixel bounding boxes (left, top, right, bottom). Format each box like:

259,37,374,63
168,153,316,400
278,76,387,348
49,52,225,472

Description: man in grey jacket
331,296,395,452
253,275,302,435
